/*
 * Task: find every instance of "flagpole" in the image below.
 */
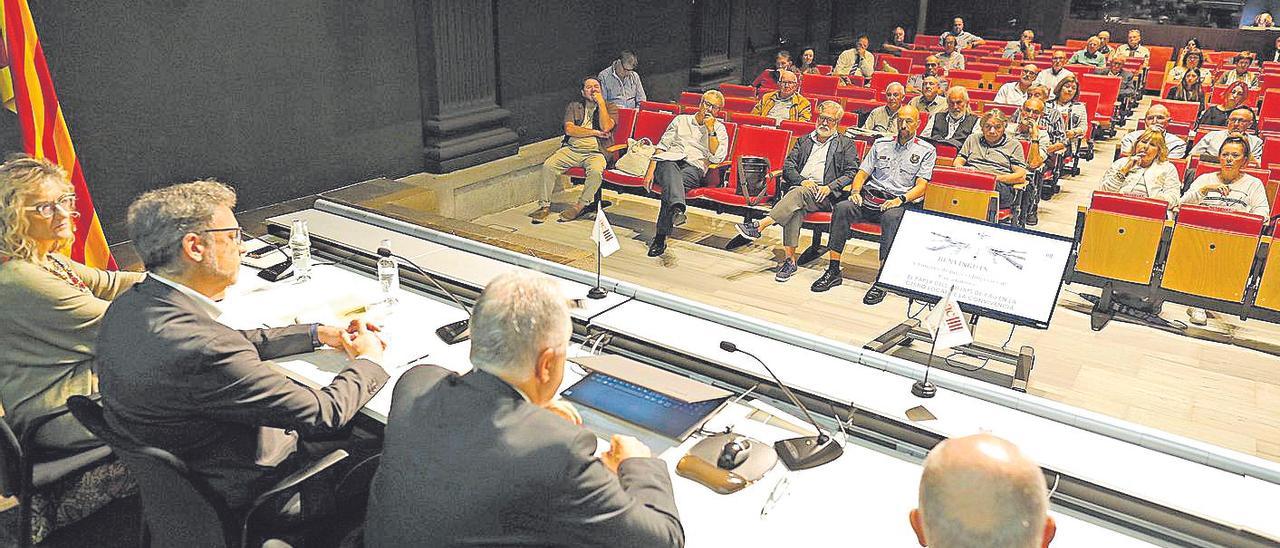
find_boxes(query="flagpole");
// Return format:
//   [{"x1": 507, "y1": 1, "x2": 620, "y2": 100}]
[
  {"x1": 587, "y1": 204, "x2": 607, "y2": 299},
  {"x1": 912, "y1": 284, "x2": 956, "y2": 399}
]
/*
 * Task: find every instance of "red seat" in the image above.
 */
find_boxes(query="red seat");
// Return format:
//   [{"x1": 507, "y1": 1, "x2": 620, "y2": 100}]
[
  {"x1": 967, "y1": 62, "x2": 1000, "y2": 74},
  {"x1": 724, "y1": 96, "x2": 757, "y2": 114},
  {"x1": 816, "y1": 64, "x2": 834, "y2": 75},
  {"x1": 902, "y1": 50, "x2": 935, "y2": 65},
  {"x1": 1078, "y1": 73, "x2": 1120, "y2": 127},
  {"x1": 836, "y1": 86, "x2": 876, "y2": 100},
  {"x1": 720, "y1": 83, "x2": 756, "y2": 99},
  {"x1": 843, "y1": 98, "x2": 883, "y2": 117},
  {"x1": 779, "y1": 120, "x2": 816, "y2": 138},
  {"x1": 912, "y1": 35, "x2": 940, "y2": 48},
  {"x1": 1089, "y1": 191, "x2": 1170, "y2": 219},
  {"x1": 566, "y1": 107, "x2": 638, "y2": 179},
  {"x1": 1189, "y1": 162, "x2": 1270, "y2": 187},
  {"x1": 639, "y1": 101, "x2": 679, "y2": 114},
  {"x1": 1176, "y1": 205, "x2": 1265, "y2": 235},
  {"x1": 1261, "y1": 90, "x2": 1280, "y2": 134},
  {"x1": 692, "y1": 124, "x2": 793, "y2": 207},
  {"x1": 881, "y1": 56, "x2": 912, "y2": 74},
  {"x1": 985, "y1": 103, "x2": 1019, "y2": 117},
  {"x1": 993, "y1": 73, "x2": 1020, "y2": 86},
  {"x1": 968, "y1": 88, "x2": 997, "y2": 102},
  {"x1": 601, "y1": 110, "x2": 676, "y2": 188},
  {"x1": 1263, "y1": 136, "x2": 1280, "y2": 168},
  {"x1": 948, "y1": 69, "x2": 984, "y2": 82},
  {"x1": 729, "y1": 112, "x2": 778, "y2": 127},
  {"x1": 1149, "y1": 99, "x2": 1200, "y2": 126},
  {"x1": 869, "y1": 72, "x2": 909, "y2": 93},
  {"x1": 678, "y1": 92, "x2": 703, "y2": 108},
  {"x1": 801, "y1": 74, "x2": 839, "y2": 97}
]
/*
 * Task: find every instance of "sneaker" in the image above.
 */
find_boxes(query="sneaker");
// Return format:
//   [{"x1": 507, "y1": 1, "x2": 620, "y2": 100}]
[
  {"x1": 672, "y1": 206, "x2": 687, "y2": 228},
  {"x1": 647, "y1": 236, "x2": 667, "y2": 257},
  {"x1": 736, "y1": 219, "x2": 762, "y2": 240},
  {"x1": 529, "y1": 206, "x2": 552, "y2": 224},
  {"x1": 775, "y1": 259, "x2": 798, "y2": 282},
  {"x1": 1025, "y1": 211, "x2": 1039, "y2": 226},
  {"x1": 863, "y1": 285, "x2": 887, "y2": 305},
  {"x1": 1187, "y1": 307, "x2": 1208, "y2": 326},
  {"x1": 558, "y1": 203, "x2": 587, "y2": 222},
  {"x1": 810, "y1": 267, "x2": 843, "y2": 292}
]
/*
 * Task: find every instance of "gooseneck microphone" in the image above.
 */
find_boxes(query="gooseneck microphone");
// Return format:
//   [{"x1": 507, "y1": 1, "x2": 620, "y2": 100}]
[
  {"x1": 377, "y1": 245, "x2": 473, "y2": 345},
  {"x1": 720, "y1": 340, "x2": 843, "y2": 470}
]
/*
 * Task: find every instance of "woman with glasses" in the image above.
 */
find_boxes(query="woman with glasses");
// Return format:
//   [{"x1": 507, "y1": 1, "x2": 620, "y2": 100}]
[
  {"x1": 1166, "y1": 50, "x2": 1213, "y2": 87},
  {"x1": 1099, "y1": 130, "x2": 1181, "y2": 208},
  {"x1": 0, "y1": 154, "x2": 144, "y2": 452},
  {"x1": 1198, "y1": 81, "x2": 1248, "y2": 128}
]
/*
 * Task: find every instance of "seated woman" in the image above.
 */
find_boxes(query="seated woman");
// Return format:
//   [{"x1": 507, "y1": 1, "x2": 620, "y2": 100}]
[
  {"x1": 1198, "y1": 81, "x2": 1247, "y2": 128},
  {"x1": 0, "y1": 154, "x2": 145, "y2": 453},
  {"x1": 1050, "y1": 76, "x2": 1089, "y2": 147},
  {"x1": 1166, "y1": 47, "x2": 1212, "y2": 86},
  {"x1": 1098, "y1": 130, "x2": 1181, "y2": 209},
  {"x1": 796, "y1": 48, "x2": 822, "y2": 76},
  {"x1": 1165, "y1": 69, "x2": 1205, "y2": 113}
]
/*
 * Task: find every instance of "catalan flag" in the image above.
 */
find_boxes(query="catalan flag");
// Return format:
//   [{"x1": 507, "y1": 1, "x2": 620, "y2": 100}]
[{"x1": 0, "y1": 0, "x2": 116, "y2": 269}]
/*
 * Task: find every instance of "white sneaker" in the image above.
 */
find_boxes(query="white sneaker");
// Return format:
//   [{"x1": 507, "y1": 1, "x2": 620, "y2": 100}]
[{"x1": 1187, "y1": 307, "x2": 1208, "y2": 326}]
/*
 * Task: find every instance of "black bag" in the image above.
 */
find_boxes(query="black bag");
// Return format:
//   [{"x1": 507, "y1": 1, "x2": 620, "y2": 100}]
[{"x1": 737, "y1": 155, "x2": 770, "y2": 206}]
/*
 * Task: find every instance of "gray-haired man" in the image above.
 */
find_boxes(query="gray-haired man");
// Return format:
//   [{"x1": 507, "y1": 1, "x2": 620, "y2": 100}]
[{"x1": 599, "y1": 50, "x2": 647, "y2": 109}]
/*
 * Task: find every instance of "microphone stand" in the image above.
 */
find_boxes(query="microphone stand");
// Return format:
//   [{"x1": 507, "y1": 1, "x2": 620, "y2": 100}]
[{"x1": 379, "y1": 247, "x2": 472, "y2": 344}]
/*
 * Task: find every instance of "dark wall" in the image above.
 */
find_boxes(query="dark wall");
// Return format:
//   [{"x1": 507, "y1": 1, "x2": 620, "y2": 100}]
[{"x1": 2, "y1": 1, "x2": 424, "y2": 242}]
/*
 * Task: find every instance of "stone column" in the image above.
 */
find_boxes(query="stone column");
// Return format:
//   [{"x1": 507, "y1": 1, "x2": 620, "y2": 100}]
[
  {"x1": 689, "y1": 0, "x2": 737, "y2": 90},
  {"x1": 414, "y1": 0, "x2": 519, "y2": 173}
]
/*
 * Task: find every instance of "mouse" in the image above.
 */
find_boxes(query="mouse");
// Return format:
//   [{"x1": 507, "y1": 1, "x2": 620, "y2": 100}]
[{"x1": 717, "y1": 438, "x2": 751, "y2": 470}]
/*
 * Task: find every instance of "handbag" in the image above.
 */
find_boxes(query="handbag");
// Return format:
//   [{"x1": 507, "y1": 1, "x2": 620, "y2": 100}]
[{"x1": 615, "y1": 138, "x2": 657, "y2": 177}]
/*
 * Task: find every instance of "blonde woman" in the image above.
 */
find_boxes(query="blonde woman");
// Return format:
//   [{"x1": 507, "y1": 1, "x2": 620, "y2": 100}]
[
  {"x1": 1099, "y1": 130, "x2": 1181, "y2": 208},
  {"x1": 0, "y1": 154, "x2": 144, "y2": 452}
]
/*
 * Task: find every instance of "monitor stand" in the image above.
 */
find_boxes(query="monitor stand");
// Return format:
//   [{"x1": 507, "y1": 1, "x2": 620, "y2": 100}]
[{"x1": 864, "y1": 314, "x2": 1035, "y2": 393}]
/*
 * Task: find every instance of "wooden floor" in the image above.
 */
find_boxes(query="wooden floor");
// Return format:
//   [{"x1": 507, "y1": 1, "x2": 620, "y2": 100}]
[{"x1": 459, "y1": 100, "x2": 1280, "y2": 463}]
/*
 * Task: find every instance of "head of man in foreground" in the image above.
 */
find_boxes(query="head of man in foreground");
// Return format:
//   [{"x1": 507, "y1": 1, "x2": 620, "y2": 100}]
[{"x1": 910, "y1": 433, "x2": 1056, "y2": 548}]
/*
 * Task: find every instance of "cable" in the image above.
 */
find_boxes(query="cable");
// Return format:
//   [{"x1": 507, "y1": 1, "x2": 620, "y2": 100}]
[
  {"x1": 906, "y1": 298, "x2": 931, "y2": 320},
  {"x1": 941, "y1": 323, "x2": 1016, "y2": 373}
]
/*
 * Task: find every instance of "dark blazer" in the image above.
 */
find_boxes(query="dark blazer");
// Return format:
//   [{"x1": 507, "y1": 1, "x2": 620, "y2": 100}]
[
  {"x1": 366, "y1": 365, "x2": 684, "y2": 548},
  {"x1": 781, "y1": 132, "x2": 861, "y2": 194},
  {"x1": 95, "y1": 276, "x2": 388, "y2": 509},
  {"x1": 929, "y1": 112, "x2": 980, "y2": 147}
]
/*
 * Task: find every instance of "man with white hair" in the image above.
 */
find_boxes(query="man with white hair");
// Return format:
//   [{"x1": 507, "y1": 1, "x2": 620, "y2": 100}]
[
  {"x1": 644, "y1": 89, "x2": 729, "y2": 257},
  {"x1": 923, "y1": 86, "x2": 979, "y2": 148},
  {"x1": 858, "y1": 82, "x2": 906, "y2": 136},
  {"x1": 910, "y1": 433, "x2": 1057, "y2": 548},
  {"x1": 366, "y1": 271, "x2": 684, "y2": 547},
  {"x1": 1118, "y1": 104, "x2": 1187, "y2": 159}
]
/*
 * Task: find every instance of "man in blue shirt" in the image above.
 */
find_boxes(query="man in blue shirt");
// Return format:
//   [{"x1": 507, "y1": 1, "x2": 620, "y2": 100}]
[
  {"x1": 598, "y1": 51, "x2": 647, "y2": 109},
  {"x1": 811, "y1": 104, "x2": 936, "y2": 306}
]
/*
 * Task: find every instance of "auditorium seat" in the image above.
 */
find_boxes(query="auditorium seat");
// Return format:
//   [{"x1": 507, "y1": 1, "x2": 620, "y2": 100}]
[
  {"x1": 728, "y1": 112, "x2": 778, "y2": 127},
  {"x1": 1252, "y1": 236, "x2": 1280, "y2": 312},
  {"x1": 902, "y1": 49, "x2": 935, "y2": 65},
  {"x1": 843, "y1": 98, "x2": 881, "y2": 118},
  {"x1": 566, "y1": 107, "x2": 637, "y2": 180},
  {"x1": 1261, "y1": 90, "x2": 1280, "y2": 134},
  {"x1": 1073, "y1": 192, "x2": 1169, "y2": 285},
  {"x1": 881, "y1": 56, "x2": 912, "y2": 74},
  {"x1": 601, "y1": 109, "x2": 676, "y2": 189},
  {"x1": 801, "y1": 74, "x2": 839, "y2": 98},
  {"x1": 836, "y1": 86, "x2": 876, "y2": 100},
  {"x1": 691, "y1": 124, "x2": 792, "y2": 213},
  {"x1": 869, "y1": 72, "x2": 908, "y2": 93},
  {"x1": 1078, "y1": 73, "x2": 1122, "y2": 132},
  {"x1": 968, "y1": 88, "x2": 997, "y2": 102},
  {"x1": 924, "y1": 167, "x2": 1007, "y2": 223},
  {"x1": 1160, "y1": 205, "x2": 1264, "y2": 303},
  {"x1": 1151, "y1": 98, "x2": 1200, "y2": 126},
  {"x1": 724, "y1": 96, "x2": 757, "y2": 114},
  {"x1": 639, "y1": 100, "x2": 680, "y2": 114},
  {"x1": 779, "y1": 120, "x2": 816, "y2": 140},
  {"x1": 678, "y1": 92, "x2": 703, "y2": 108},
  {"x1": 967, "y1": 62, "x2": 1000, "y2": 74},
  {"x1": 816, "y1": 64, "x2": 833, "y2": 75},
  {"x1": 720, "y1": 83, "x2": 756, "y2": 99}
]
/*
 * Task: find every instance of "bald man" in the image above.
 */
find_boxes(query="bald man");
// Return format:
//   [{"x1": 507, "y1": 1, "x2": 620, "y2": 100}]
[{"x1": 910, "y1": 434, "x2": 1057, "y2": 548}]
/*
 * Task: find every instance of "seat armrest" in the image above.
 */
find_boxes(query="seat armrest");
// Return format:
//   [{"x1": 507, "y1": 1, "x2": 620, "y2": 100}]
[
  {"x1": 605, "y1": 143, "x2": 628, "y2": 153},
  {"x1": 242, "y1": 449, "x2": 349, "y2": 546},
  {"x1": 20, "y1": 398, "x2": 93, "y2": 453}
]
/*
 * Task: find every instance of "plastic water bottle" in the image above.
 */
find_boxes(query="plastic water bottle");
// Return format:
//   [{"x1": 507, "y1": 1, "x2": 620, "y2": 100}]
[
  {"x1": 288, "y1": 219, "x2": 312, "y2": 283},
  {"x1": 376, "y1": 239, "x2": 399, "y2": 306}
]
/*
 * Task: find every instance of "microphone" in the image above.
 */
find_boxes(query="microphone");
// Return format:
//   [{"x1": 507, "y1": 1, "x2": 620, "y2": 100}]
[
  {"x1": 377, "y1": 245, "x2": 473, "y2": 345},
  {"x1": 719, "y1": 340, "x2": 843, "y2": 470}
]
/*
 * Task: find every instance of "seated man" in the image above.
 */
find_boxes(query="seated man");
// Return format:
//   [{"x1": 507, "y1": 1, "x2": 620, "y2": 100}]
[
  {"x1": 883, "y1": 26, "x2": 910, "y2": 55},
  {"x1": 813, "y1": 104, "x2": 936, "y2": 305},
  {"x1": 834, "y1": 34, "x2": 875, "y2": 84},
  {"x1": 1179, "y1": 137, "x2": 1271, "y2": 326},
  {"x1": 923, "y1": 86, "x2": 979, "y2": 148},
  {"x1": 1093, "y1": 55, "x2": 1140, "y2": 108},
  {"x1": 534, "y1": 77, "x2": 617, "y2": 224},
  {"x1": 1002, "y1": 29, "x2": 1038, "y2": 60},
  {"x1": 643, "y1": 90, "x2": 729, "y2": 257},
  {"x1": 906, "y1": 56, "x2": 949, "y2": 94},
  {"x1": 733, "y1": 101, "x2": 860, "y2": 281},
  {"x1": 365, "y1": 271, "x2": 683, "y2": 547},
  {"x1": 910, "y1": 434, "x2": 1057, "y2": 548},
  {"x1": 940, "y1": 17, "x2": 985, "y2": 50},
  {"x1": 1188, "y1": 106, "x2": 1263, "y2": 165},
  {"x1": 598, "y1": 50, "x2": 646, "y2": 109},
  {"x1": 1115, "y1": 29, "x2": 1150, "y2": 69},
  {"x1": 1068, "y1": 36, "x2": 1107, "y2": 68},
  {"x1": 752, "y1": 50, "x2": 796, "y2": 90},
  {"x1": 1097, "y1": 31, "x2": 1113, "y2": 55},
  {"x1": 938, "y1": 35, "x2": 965, "y2": 71},
  {"x1": 908, "y1": 77, "x2": 947, "y2": 116},
  {"x1": 1007, "y1": 98, "x2": 1051, "y2": 225},
  {"x1": 750, "y1": 69, "x2": 813, "y2": 122},
  {"x1": 855, "y1": 82, "x2": 906, "y2": 136},
  {"x1": 1118, "y1": 104, "x2": 1187, "y2": 159},
  {"x1": 97, "y1": 181, "x2": 389, "y2": 514},
  {"x1": 953, "y1": 110, "x2": 1029, "y2": 211},
  {"x1": 1034, "y1": 51, "x2": 1073, "y2": 92},
  {"x1": 1215, "y1": 52, "x2": 1259, "y2": 89},
  {"x1": 994, "y1": 64, "x2": 1038, "y2": 105}
]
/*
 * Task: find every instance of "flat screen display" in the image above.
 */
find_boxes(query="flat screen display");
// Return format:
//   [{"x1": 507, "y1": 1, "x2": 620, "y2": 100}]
[{"x1": 561, "y1": 372, "x2": 727, "y2": 440}]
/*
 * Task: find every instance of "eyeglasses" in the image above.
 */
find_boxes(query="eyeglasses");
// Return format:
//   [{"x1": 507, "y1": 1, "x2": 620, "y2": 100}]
[
  {"x1": 1227, "y1": 116, "x2": 1252, "y2": 124},
  {"x1": 780, "y1": 80, "x2": 799, "y2": 86},
  {"x1": 925, "y1": 62, "x2": 939, "y2": 67},
  {"x1": 195, "y1": 227, "x2": 244, "y2": 244},
  {"x1": 23, "y1": 194, "x2": 76, "y2": 219},
  {"x1": 702, "y1": 100, "x2": 724, "y2": 112},
  {"x1": 817, "y1": 114, "x2": 841, "y2": 124}
]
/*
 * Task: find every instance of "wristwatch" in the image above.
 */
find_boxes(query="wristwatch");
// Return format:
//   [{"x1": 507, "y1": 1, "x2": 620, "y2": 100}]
[{"x1": 709, "y1": 131, "x2": 718, "y2": 137}]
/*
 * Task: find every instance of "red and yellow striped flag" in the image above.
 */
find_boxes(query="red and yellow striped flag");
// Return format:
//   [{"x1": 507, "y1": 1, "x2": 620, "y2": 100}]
[{"x1": 0, "y1": 0, "x2": 116, "y2": 269}]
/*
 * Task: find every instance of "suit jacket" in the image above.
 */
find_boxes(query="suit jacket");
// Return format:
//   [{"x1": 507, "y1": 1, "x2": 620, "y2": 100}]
[
  {"x1": 781, "y1": 132, "x2": 860, "y2": 195},
  {"x1": 96, "y1": 276, "x2": 388, "y2": 509},
  {"x1": 366, "y1": 366, "x2": 684, "y2": 548}
]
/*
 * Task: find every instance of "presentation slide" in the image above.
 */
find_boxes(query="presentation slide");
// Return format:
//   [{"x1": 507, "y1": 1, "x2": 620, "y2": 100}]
[{"x1": 877, "y1": 209, "x2": 1073, "y2": 328}]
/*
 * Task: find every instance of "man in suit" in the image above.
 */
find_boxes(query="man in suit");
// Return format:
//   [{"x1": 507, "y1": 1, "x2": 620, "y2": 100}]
[
  {"x1": 366, "y1": 270, "x2": 684, "y2": 547},
  {"x1": 734, "y1": 100, "x2": 860, "y2": 282},
  {"x1": 96, "y1": 180, "x2": 389, "y2": 513}
]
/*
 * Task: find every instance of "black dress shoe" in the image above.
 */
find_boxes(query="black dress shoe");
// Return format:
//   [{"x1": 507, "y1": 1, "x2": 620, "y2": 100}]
[
  {"x1": 647, "y1": 237, "x2": 667, "y2": 257},
  {"x1": 1026, "y1": 211, "x2": 1039, "y2": 226},
  {"x1": 863, "y1": 285, "x2": 886, "y2": 305},
  {"x1": 810, "y1": 268, "x2": 843, "y2": 292}
]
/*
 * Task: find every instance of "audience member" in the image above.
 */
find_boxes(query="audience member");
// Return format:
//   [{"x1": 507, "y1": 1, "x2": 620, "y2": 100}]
[
  {"x1": 1115, "y1": 29, "x2": 1151, "y2": 67},
  {"x1": 1189, "y1": 107, "x2": 1263, "y2": 165},
  {"x1": 97, "y1": 180, "x2": 389, "y2": 513},
  {"x1": 1050, "y1": 77, "x2": 1089, "y2": 149},
  {"x1": 1034, "y1": 51, "x2": 1074, "y2": 92},
  {"x1": 1119, "y1": 105, "x2": 1188, "y2": 159},
  {"x1": 909, "y1": 433, "x2": 1056, "y2": 548},
  {"x1": 797, "y1": 48, "x2": 822, "y2": 75},
  {"x1": 1174, "y1": 38, "x2": 1202, "y2": 70},
  {"x1": 1099, "y1": 130, "x2": 1181, "y2": 208},
  {"x1": 1199, "y1": 82, "x2": 1248, "y2": 128},
  {"x1": 751, "y1": 70, "x2": 813, "y2": 122},
  {"x1": 953, "y1": 110, "x2": 1030, "y2": 211},
  {"x1": 1022, "y1": 85, "x2": 1067, "y2": 154},
  {"x1": 939, "y1": 35, "x2": 965, "y2": 71},
  {"x1": 940, "y1": 17, "x2": 984, "y2": 49},
  {"x1": 1008, "y1": 98, "x2": 1052, "y2": 225},
  {"x1": 1096, "y1": 31, "x2": 1113, "y2": 55},
  {"x1": 1094, "y1": 55, "x2": 1140, "y2": 107},
  {"x1": 1266, "y1": 36, "x2": 1280, "y2": 63},
  {"x1": 0, "y1": 155, "x2": 144, "y2": 453},
  {"x1": 752, "y1": 50, "x2": 796, "y2": 90},
  {"x1": 995, "y1": 64, "x2": 1038, "y2": 105},
  {"x1": 909, "y1": 76, "x2": 947, "y2": 116},
  {"x1": 1253, "y1": 11, "x2": 1275, "y2": 28},
  {"x1": 834, "y1": 35, "x2": 875, "y2": 85},
  {"x1": 1068, "y1": 37, "x2": 1106, "y2": 68},
  {"x1": 814, "y1": 104, "x2": 935, "y2": 305},
  {"x1": 1002, "y1": 29, "x2": 1038, "y2": 60},
  {"x1": 857, "y1": 82, "x2": 906, "y2": 136},
  {"x1": 643, "y1": 90, "x2": 729, "y2": 257},
  {"x1": 365, "y1": 270, "x2": 683, "y2": 547},
  {"x1": 1215, "y1": 52, "x2": 1259, "y2": 89},
  {"x1": 534, "y1": 77, "x2": 617, "y2": 224},
  {"x1": 923, "y1": 86, "x2": 979, "y2": 148},
  {"x1": 734, "y1": 101, "x2": 860, "y2": 280},
  {"x1": 1166, "y1": 68, "x2": 1206, "y2": 112},
  {"x1": 598, "y1": 50, "x2": 647, "y2": 109},
  {"x1": 1166, "y1": 50, "x2": 1212, "y2": 86},
  {"x1": 883, "y1": 26, "x2": 911, "y2": 55},
  {"x1": 1180, "y1": 138, "x2": 1272, "y2": 326},
  {"x1": 906, "y1": 56, "x2": 949, "y2": 94}
]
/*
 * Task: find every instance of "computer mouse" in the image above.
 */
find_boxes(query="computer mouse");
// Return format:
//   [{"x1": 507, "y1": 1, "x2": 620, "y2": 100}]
[{"x1": 717, "y1": 438, "x2": 751, "y2": 469}]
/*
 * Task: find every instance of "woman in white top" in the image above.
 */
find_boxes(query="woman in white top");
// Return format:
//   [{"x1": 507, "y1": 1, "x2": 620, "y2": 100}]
[{"x1": 1099, "y1": 130, "x2": 1181, "y2": 208}]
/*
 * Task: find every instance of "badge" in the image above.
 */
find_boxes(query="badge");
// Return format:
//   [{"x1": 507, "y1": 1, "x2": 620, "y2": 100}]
[{"x1": 910, "y1": 154, "x2": 921, "y2": 163}]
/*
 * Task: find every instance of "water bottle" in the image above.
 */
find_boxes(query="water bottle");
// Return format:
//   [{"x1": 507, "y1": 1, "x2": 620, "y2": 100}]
[
  {"x1": 376, "y1": 239, "x2": 399, "y2": 306},
  {"x1": 288, "y1": 219, "x2": 312, "y2": 283}
]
